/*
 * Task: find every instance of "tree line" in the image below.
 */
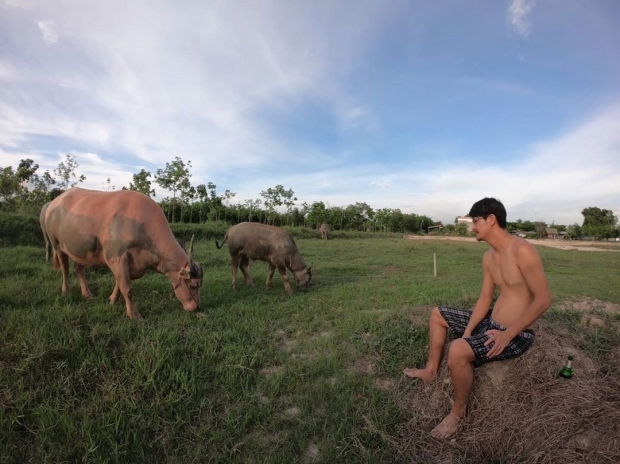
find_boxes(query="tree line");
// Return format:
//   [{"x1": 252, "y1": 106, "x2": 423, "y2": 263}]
[{"x1": 1, "y1": 155, "x2": 617, "y2": 237}]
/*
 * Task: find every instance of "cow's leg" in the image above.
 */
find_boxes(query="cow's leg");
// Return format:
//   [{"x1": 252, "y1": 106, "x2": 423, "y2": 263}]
[
  {"x1": 265, "y1": 264, "x2": 276, "y2": 289},
  {"x1": 109, "y1": 282, "x2": 121, "y2": 304},
  {"x1": 239, "y1": 256, "x2": 254, "y2": 288},
  {"x1": 108, "y1": 253, "x2": 141, "y2": 319},
  {"x1": 74, "y1": 263, "x2": 93, "y2": 298},
  {"x1": 277, "y1": 266, "x2": 293, "y2": 295},
  {"x1": 231, "y1": 256, "x2": 240, "y2": 290},
  {"x1": 57, "y1": 251, "x2": 71, "y2": 295}
]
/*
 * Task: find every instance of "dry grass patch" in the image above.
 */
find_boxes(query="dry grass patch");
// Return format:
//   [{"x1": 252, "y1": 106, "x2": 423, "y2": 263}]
[
  {"x1": 374, "y1": 378, "x2": 396, "y2": 391},
  {"x1": 352, "y1": 357, "x2": 376, "y2": 375},
  {"x1": 398, "y1": 323, "x2": 620, "y2": 463},
  {"x1": 382, "y1": 266, "x2": 404, "y2": 275},
  {"x1": 556, "y1": 297, "x2": 620, "y2": 313},
  {"x1": 258, "y1": 365, "x2": 284, "y2": 376}
]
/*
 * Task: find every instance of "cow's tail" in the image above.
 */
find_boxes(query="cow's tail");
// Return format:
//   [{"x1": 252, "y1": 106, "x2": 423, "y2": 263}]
[{"x1": 215, "y1": 231, "x2": 229, "y2": 249}]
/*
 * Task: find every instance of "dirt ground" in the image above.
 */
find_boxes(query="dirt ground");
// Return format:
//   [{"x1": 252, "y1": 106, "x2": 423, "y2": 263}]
[{"x1": 404, "y1": 234, "x2": 620, "y2": 252}]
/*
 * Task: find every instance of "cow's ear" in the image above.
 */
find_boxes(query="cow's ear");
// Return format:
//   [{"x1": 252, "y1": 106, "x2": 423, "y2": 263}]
[
  {"x1": 179, "y1": 268, "x2": 191, "y2": 280},
  {"x1": 307, "y1": 267, "x2": 312, "y2": 276}
]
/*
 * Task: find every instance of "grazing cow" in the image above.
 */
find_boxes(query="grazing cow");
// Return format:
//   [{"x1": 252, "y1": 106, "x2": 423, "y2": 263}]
[
  {"x1": 216, "y1": 222, "x2": 312, "y2": 294},
  {"x1": 319, "y1": 223, "x2": 330, "y2": 240},
  {"x1": 39, "y1": 201, "x2": 52, "y2": 261},
  {"x1": 44, "y1": 188, "x2": 203, "y2": 319}
]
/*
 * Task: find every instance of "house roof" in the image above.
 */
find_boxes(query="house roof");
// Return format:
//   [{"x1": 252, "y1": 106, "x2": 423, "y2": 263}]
[{"x1": 545, "y1": 228, "x2": 559, "y2": 235}]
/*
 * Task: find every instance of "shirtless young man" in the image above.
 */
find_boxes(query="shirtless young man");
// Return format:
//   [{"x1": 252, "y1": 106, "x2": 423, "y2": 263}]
[{"x1": 403, "y1": 197, "x2": 551, "y2": 439}]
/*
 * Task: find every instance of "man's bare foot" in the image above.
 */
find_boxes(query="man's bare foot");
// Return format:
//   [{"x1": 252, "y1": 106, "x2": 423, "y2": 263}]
[
  {"x1": 430, "y1": 412, "x2": 462, "y2": 439},
  {"x1": 403, "y1": 367, "x2": 436, "y2": 382}
]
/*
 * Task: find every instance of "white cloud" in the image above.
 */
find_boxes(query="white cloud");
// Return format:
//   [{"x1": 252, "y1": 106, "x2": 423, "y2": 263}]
[
  {"x1": 35, "y1": 19, "x2": 59, "y2": 45},
  {"x1": 371, "y1": 179, "x2": 392, "y2": 190},
  {"x1": 507, "y1": 0, "x2": 535, "y2": 38}
]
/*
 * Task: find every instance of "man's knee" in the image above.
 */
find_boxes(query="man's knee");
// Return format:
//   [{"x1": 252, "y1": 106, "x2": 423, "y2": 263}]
[
  {"x1": 430, "y1": 306, "x2": 448, "y2": 326},
  {"x1": 447, "y1": 339, "x2": 475, "y2": 367}
]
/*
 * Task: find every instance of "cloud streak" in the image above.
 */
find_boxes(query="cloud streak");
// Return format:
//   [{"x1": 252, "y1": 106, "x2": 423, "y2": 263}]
[
  {"x1": 507, "y1": 0, "x2": 536, "y2": 38},
  {"x1": 35, "y1": 19, "x2": 59, "y2": 45}
]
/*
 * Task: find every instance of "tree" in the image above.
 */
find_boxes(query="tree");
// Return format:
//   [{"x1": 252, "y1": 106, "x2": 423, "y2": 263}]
[
  {"x1": 307, "y1": 201, "x2": 327, "y2": 228},
  {"x1": 260, "y1": 185, "x2": 285, "y2": 225},
  {"x1": 0, "y1": 166, "x2": 22, "y2": 209},
  {"x1": 581, "y1": 206, "x2": 618, "y2": 238},
  {"x1": 244, "y1": 198, "x2": 262, "y2": 222},
  {"x1": 154, "y1": 157, "x2": 192, "y2": 223},
  {"x1": 534, "y1": 221, "x2": 547, "y2": 239},
  {"x1": 581, "y1": 207, "x2": 617, "y2": 227},
  {"x1": 103, "y1": 178, "x2": 115, "y2": 191},
  {"x1": 566, "y1": 223, "x2": 582, "y2": 240},
  {"x1": 54, "y1": 154, "x2": 86, "y2": 190},
  {"x1": 128, "y1": 169, "x2": 155, "y2": 197},
  {"x1": 221, "y1": 189, "x2": 237, "y2": 222}
]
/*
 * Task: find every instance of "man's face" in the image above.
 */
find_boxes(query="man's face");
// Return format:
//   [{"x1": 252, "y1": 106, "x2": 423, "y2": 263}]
[{"x1": 471, "y1": 215, "x2": 490, "y2": 241}]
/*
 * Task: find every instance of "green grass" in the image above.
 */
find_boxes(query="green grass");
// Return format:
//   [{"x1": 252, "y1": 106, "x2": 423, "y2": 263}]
[{"x1": 1, "y1": 238, "x2": 619, "y2": 463}]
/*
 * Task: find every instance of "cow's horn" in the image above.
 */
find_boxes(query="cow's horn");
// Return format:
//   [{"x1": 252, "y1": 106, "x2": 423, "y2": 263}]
[{"x1": 188, "y1": 234, "x2": 195, "y2": 266}]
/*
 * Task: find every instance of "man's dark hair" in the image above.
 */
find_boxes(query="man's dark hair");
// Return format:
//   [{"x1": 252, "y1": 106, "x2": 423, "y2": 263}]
[{"x1": 468, "y1": 197, "x2": 507, "y2": 229}]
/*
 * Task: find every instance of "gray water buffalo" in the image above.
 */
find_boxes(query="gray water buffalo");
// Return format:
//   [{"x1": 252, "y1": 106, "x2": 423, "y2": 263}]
[
  {"x1": 319, "y1": 223, "x2": 329, "y2": 240},
  {"x1": 39, "y1": 201, "x2": 52, "y2": 261},
  {"x1": 216, "y1": 222, "x2": 312, "y2": 294},
  {"x1": 45, "y1": 187, "x2": 203, "y2": 319}
]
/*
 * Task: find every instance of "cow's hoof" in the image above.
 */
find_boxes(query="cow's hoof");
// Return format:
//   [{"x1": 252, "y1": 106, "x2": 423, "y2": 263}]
[{"x1": 127, "y1": 312, "x2": 143, "y2": 320}]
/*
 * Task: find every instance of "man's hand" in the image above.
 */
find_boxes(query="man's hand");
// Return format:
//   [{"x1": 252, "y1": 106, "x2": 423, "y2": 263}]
[{"x1": 484, "y1": 329, "x2": 512, "y2": 358}]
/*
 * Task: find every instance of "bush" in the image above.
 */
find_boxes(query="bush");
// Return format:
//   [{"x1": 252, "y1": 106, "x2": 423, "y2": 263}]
[
  {"x1": 0, "y1": 214, "x2": 406, "y2": 248},
  {"x1": 0, "y1": 212, "x2": 43, "y2": 247}
]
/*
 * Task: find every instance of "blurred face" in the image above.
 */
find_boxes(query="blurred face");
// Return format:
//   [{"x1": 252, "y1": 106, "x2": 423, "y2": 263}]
[
  {"x1": 294, "y1": 267, "x2": 313, "y2": 292},
  {"x1": 471, "y1": 215, "x2": 490, "y2": 241}
]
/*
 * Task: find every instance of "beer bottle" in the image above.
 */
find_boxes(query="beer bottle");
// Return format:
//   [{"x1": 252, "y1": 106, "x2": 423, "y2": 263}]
[{"x1": 559, "y1": 355, "x2": 573, "y2": 379}]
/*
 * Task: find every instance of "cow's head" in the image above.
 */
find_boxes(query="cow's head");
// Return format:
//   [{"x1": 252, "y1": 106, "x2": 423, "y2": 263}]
[
  {"x1": 174, "y1": 235, "x2": 204, "y2": 311},
  {"x1": 294, "y1": 266, "x2": 312, "y2": 292}
]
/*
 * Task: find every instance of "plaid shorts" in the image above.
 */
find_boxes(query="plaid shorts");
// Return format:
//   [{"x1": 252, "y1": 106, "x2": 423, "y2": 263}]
[{"x1": 438, "y1": 306, "x2": 535, "y2": 367}]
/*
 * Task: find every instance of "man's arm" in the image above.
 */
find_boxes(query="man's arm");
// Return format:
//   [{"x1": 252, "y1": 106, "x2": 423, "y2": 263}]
[
  {"x1": 463, "y1": 251, "x2": 496, "y2": 337},
  {"x1": 504, "y1": 243, "x2": 552, "y2": 338}
]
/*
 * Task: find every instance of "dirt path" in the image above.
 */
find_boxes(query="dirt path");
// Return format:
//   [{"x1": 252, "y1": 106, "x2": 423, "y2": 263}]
[{"x1": 403, "y1": 235, "x2": 620, "y2": 252}]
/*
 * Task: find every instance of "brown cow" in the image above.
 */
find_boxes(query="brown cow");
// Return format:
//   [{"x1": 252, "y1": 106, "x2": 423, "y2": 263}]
[
  {"x1": 216, "y1": 222, "x2": 312, "y2": 294},
  {"x1": 39, "y1": 201, "x2": 52, "y2": 261},
  {"x1": 45, "y1": 188, "x2": 203, "y2": 319},
  {"x1": 319, "y1": 223, "x2": 329, "y2": 240}
]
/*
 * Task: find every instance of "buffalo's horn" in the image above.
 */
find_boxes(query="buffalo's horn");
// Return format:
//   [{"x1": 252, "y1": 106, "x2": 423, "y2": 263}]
[{"x1": 188, "y1": 234, "x2": 195, "y2": 267}]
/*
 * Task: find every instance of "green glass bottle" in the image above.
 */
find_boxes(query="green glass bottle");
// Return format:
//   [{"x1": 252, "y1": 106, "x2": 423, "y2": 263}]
[{"x1": 559, "y1": 355, "x2": 573, "y2": 379}]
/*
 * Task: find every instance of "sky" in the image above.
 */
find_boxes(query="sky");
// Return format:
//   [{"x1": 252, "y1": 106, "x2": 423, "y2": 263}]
[{"x1": 1, "y1": 0, "x2": 619, "y2": 226}]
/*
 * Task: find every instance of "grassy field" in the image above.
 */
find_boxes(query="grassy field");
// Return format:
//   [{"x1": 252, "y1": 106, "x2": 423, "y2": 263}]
[{"x1": 1, "y1": 237, "x2": 619, "y2": 463}]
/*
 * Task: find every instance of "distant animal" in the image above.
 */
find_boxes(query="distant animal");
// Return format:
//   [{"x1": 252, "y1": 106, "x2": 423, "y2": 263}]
[
  {"x1": 319, "y1": 223, "x2": 330, "y2": 240},
  {"x1": 39, "y1": 201, "x2": 52, "y2": 261},
  {"x1": 44, "y1": 187, "x2": 203, "y2": 319},
  {"x1": 216, "y1": 222, "x2": 312, "y2": 294}
]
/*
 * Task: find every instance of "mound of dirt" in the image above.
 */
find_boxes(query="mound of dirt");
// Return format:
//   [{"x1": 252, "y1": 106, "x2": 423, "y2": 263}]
[{"x1": 398, "y1": 324, "x2": 620, "y2": 463}]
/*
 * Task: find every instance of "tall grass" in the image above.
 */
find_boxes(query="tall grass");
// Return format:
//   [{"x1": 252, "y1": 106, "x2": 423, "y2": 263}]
[{"x1": 1, "y1": 238, "x2": 619, "y2": 463}]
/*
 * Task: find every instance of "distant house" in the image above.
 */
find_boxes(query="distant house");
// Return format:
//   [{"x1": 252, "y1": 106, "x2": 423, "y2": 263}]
[
  {"x1": 427, "y1": 225, "x2": 444, "y2": 234},
  {"x1": 455, "y1": 216, "x2": 473, "y2": 232},
  {"x1": 545, "y1": 228, "x2": 559, "y2": 239}
]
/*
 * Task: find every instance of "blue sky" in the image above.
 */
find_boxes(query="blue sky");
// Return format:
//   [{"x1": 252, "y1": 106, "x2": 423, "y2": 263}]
[{"x1": 1, "y1": 0, "x2": 619, "y2": 225}]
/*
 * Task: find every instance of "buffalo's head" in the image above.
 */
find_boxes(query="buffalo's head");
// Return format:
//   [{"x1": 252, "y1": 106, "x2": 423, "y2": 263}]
[
  {"x1": 174, "y1": 235, "x2": 204, "y2": 311},
  {"x1": 294, "y1": 266, "x2": 312, "y2": 292}
]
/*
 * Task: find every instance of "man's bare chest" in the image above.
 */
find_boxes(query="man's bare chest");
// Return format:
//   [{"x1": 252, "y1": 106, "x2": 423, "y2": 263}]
[{"x1": 489, "y1": 253, "x2": 524, "y2": 287}]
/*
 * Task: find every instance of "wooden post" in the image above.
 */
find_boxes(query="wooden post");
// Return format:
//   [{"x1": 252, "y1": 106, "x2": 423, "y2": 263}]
[{"x1": 433, "y1": 253, "x2": 437, "y2": 277}]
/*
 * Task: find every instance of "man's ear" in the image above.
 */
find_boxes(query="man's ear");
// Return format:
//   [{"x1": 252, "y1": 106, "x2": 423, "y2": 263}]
[{"x1": 179, "y1": 268, "x2": 191, "y2": 280}]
